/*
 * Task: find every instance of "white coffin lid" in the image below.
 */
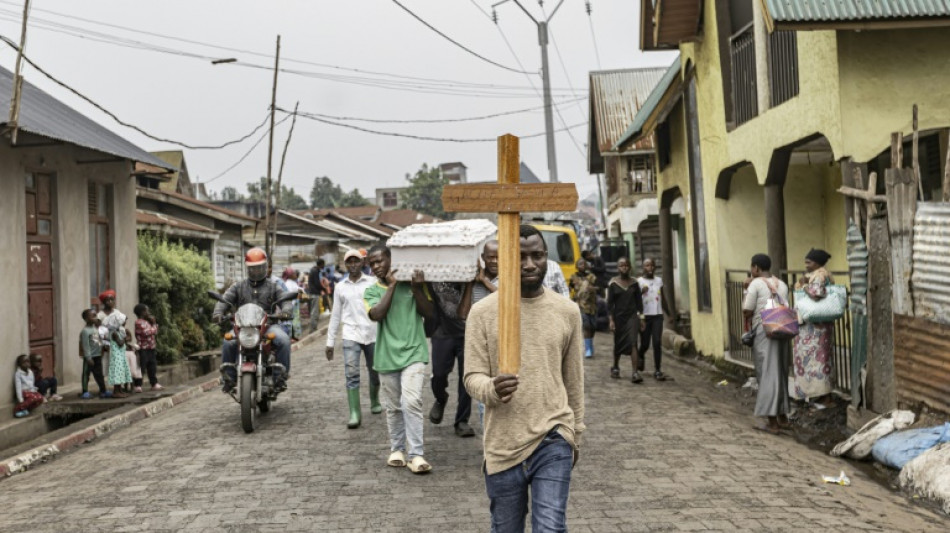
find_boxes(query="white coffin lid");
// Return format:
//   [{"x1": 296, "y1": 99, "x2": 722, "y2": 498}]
[{"x1": 388, "y1": 219, "x2": 497, "y2": 248}]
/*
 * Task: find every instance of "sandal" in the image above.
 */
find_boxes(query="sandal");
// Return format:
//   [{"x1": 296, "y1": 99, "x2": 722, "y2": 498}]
[
  {"x1": 610, "y1": 367, "x2": 620, "y2": 379},
  {"x1": 631, "y1": 371, "x2": 643, "y2": 384},
  {"x1": 407, "y1": 456, "x2": 432, "y2": 474},
  {"x1": 387, "y1": 450, "x2": 406, "y2": 467},
  {"x1": 654, "y1": 371, "x2": 667, "y2": 381}
]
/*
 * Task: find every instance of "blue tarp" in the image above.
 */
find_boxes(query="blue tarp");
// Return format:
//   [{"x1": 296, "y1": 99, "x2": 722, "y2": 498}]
[{"x1": 871, "y1": 423, "x2": 950, "y2": 470}]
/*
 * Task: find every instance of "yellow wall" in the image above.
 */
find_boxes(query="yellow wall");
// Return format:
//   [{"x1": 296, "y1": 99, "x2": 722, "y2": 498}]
[{"x1": 650, "y1": 0, "x2": 947, "y2": 358}]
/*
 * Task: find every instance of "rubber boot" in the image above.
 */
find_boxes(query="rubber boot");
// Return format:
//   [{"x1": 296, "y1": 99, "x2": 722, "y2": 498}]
[
  {"x1": 347, "y1": 388, "x2": 362, "y2": 429},
  {"x1": 369, "y1": 383, "x2": 382, "y2": 414},
  {"x1": 584, "y1": 338, "x2": 594, "y2": 358}
]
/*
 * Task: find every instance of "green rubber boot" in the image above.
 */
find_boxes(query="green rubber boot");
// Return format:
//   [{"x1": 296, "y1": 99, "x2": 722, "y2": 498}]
[
  {"x1": 347, "y1": 388, "x2": 361, "y2": 429},
  {"x1": 369, "y1": 383, "x2": 382, "y2": 414}
]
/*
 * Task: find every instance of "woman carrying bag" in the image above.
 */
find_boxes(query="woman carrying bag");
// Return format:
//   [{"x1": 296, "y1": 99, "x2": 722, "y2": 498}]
[
  {"x1": 743, "y1": 254, "x2": 793, "y2": 434},
  {"x1": 792, "y1": 249, "x2": 841, "y2": 406}
]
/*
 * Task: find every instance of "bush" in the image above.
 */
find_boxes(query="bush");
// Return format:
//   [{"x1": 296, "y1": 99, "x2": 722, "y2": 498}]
[{"x1": 138, "y1": 234, "x2": 219, "y2": 364}]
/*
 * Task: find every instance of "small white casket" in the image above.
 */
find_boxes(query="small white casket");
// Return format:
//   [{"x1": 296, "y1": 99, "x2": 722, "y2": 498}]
[{"x1": 389, "y1": 219, "x2": 497, "y2": 282}]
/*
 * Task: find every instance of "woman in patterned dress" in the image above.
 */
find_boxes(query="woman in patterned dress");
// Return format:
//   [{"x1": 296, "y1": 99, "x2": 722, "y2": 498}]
[
  {"x1": 98, "y1": 290, "x2": 132, "y2": 398},
  {"x1": 792, "y1": 249, "x2": 835, "y2": 406}
]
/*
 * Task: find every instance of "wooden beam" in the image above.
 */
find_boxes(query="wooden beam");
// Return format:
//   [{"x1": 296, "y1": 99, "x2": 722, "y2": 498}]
[
  {"x1": 836, "y1": 185, "x2": 886, "y2": 204},
  {"x1": 496, "y1": 134, "x2": 521, "y2": 375},
  {"x1": 442, "y1": 183, "x2": 578, "y2": 213}
]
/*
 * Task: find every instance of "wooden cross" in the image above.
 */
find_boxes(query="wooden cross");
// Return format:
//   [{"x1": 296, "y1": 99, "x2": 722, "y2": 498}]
[{"x1": 442, "y1": 134, "x2": 578, "y2": 374}]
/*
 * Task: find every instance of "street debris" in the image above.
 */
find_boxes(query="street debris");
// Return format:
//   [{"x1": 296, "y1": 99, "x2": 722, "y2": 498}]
[
  {"x1": 900, "y1": 442, "x2": 950, "y2": 515},
  {"x1": 830, "y1": 409, "x2": 915, "y2": 460},
  {"x1": 822, "y1": 471, "x2": 851, "y2": 486},
  {"x1": 716, "y1": 379, "x2": 729, "y2": 386}
]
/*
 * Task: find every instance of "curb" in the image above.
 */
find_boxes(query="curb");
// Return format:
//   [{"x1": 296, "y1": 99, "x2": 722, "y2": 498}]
[{"x1": 0, "y1": 324, "x2": 326, "y2": 480}]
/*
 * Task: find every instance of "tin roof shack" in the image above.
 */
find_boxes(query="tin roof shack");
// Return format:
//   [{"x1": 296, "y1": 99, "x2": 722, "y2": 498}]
[
  {"x1": 587, "y1": 68, "x2": 667, "y2": 266},
  {"x1": 247, "y1": 209, "x2": 381, "y2": 270},
  {"x1": 0, "y1": 64, "x2": 173, "y2": 420},
  {"x1": 136, "y1": 187, "x2": 258, "y2": 289}
]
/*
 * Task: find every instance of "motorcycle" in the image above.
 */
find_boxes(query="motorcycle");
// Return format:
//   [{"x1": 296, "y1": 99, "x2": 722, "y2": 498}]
[{"x1": 208, "y1": 290, "x2": 298, "y2": 433}]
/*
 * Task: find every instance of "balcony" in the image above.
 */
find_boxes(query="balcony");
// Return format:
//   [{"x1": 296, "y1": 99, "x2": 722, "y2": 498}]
[{"x1": 730, "y1": 22, "x2": 758, "y2": 126}]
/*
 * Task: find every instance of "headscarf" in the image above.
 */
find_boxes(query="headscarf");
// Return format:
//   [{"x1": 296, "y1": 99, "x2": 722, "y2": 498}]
[
  {"x1": 98, "y1": 289, "x2": 116, "y2": 303},
  {"x1": 805, "y1": 248, "x2": 831, "y2": 266}
]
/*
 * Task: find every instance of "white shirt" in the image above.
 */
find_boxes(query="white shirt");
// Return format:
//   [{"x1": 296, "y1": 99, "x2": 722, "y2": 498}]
[
  {"x1": 284, "y1": 279, "x2": 300, "y2": 293},
  {"x1": 543, "y1": 260, "x2": 570, "y2": 298},
  {"x1": 326, "y1": 273, "x2": 378, "y2": 347},
  {"x1": 638, "y1": 276, "x2": 664, "y2": 316}
]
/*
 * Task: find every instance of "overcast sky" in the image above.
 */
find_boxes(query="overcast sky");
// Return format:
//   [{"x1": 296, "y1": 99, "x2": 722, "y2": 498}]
[{"x1": 0, "y1": 0, "x2": 676, "y2": 203}]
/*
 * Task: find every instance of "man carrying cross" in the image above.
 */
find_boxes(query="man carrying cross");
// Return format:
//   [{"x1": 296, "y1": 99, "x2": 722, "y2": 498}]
[
  {"x1": 464, "y1": 225, "x2": 585, "y2": 531},
  {"x1": 448, "y1": 134, "x2": 583, "y2": 531}
]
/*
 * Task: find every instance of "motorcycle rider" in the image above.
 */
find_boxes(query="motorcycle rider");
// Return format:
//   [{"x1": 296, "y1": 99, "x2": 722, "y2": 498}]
[{"x1": 213, "y1": 247, "x2": 293, "y2": 393}]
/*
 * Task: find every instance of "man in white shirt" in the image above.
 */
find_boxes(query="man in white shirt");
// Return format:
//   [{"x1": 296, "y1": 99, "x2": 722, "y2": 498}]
[
  {"x1": 543, "y1": 259, "x2": 570, "y2": 298},
  {"x1": 326, "y1": 249, "x2": 379, "y2": 429},
  {"x1": 637, "y1": 258, "x2": 669, "y2": 381}
]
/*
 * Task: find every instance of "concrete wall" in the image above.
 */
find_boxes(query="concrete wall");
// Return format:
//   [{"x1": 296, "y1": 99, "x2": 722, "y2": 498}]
[{"x1": 0, "y1": 144, "x2": 138, "y2": 420}]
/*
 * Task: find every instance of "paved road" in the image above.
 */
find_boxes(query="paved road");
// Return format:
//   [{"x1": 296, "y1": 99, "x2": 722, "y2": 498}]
[{"x1": 0, "y1": 332, "x2": 945, "y2": 532}]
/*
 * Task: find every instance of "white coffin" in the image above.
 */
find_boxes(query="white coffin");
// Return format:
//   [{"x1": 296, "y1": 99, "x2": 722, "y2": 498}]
[{"x1": 389, "y1": 219, "x2": 497, "y2": 282}]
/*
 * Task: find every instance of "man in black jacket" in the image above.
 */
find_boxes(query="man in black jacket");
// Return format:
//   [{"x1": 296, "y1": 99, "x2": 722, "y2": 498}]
[{"x1": 213, "y1": 248, "x2": 293, "y2": 392}]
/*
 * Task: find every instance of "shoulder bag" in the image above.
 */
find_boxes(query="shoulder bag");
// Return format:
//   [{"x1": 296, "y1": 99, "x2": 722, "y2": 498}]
[
  {"x1": 794, "y1": 284, "x2": 847, "y2": 323},
  {"x1": 760, "y1": 278, "x2": 799, "y2": 340}
]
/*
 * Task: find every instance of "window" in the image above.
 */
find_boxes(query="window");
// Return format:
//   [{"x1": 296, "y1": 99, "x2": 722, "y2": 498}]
[
  {"x1": 684, "y1": 75, "x2": 713, "y2": 311},
  {"x1": 383, "y1": 191, "x2": 398, "y2": 208},
  {"x1": 539, "y1": 230, "x2": 575, "y2": 264},
  {"x1": 88, "y1": 183, "x2": 111, "y2": 303}
]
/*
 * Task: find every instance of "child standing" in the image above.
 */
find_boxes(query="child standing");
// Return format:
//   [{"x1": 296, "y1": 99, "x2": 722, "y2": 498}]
[
  {"x1": 133, "y1": 304, "x2": 163, "y2": 391},
  {"x1": 28, "y1": 353, "x2": 62, "y2": 401},
  {"x1": 13, "y1": 354, "x2": 44, "y2": 417},
  {"x1": 98, "y1": 290, "x2": 132, "y2": 398},
  {"x1": 80, "y1": 309, "x2": 109, "y2": 399}
]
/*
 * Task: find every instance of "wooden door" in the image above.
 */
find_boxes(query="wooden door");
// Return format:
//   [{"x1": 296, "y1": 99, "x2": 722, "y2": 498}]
[{"x1": 26, "y1": 173, "x2": 56, "y2": 378}]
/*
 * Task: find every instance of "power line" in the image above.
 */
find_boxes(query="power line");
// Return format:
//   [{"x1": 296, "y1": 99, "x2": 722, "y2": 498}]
[
  {"x1": 205, "y1": 115, "x2": 292, "y2": 184},
  {"x1": 586, "y1": 1, "x2": 602, "y2": 70},
  {"x1": 285, "y1": 108, "x2": 586, "y2": 143},
  {"x1": 283, "y1": 96, "x2": 586, "y2": 125},
  {"x1": 390, "y1": 0, "x2": 532, "y2": 75},
  {"x1": 0, "y1": 34, "x2": 271, "y2": 150}
]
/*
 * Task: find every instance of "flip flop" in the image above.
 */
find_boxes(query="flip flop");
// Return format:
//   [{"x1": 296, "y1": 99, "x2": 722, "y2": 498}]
[
  {"x1": 387, "y1": 450, "x2": 406, "y2": 467},
  {"x1": 407, "y1": 456, "x2": 432, "y2": 474}
]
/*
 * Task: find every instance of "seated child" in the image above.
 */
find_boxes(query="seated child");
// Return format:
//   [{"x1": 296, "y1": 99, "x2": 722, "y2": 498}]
[
  {"x1": 14, "y1": 354, "x2": 44, "y2": 417},
  {"x1": 79, "y1": 309, "x2": 109, "y2": 399},
  {"x1": 29, "y1": 353, "x2": 62, "y2": 401}
]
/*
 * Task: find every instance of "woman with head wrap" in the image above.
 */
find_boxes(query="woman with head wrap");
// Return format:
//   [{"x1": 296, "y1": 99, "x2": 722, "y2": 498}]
[
  {"x1": 792, "y1": 249, "x2": 835, "y2": 406},
  {"x1": 98, "y1": 290, "x2": 133, "y2": 398}
]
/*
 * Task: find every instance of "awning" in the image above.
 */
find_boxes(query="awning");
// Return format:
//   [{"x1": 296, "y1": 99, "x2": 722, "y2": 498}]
[
  {"x1": 762, "y1": 0, "x2": 950, "y2": 31},
  {"x1": 136, "y1": 210, "x2": 220, "y2": 240},
  {"x1": 612, "y1": 56, "x2": 682, "y2": 152}
]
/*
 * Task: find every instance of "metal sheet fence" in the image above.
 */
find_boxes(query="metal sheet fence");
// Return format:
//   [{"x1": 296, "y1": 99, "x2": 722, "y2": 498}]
[
  {"x1": 911, "y1": 202, "x2": 950, "y2": 323},
  {"x1": 724, "y1": 270, "x2": 853, "y2": 395}
]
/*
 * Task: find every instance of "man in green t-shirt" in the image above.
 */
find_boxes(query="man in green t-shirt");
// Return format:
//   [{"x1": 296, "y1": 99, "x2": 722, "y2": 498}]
[{"x1": 364, "y1": 244, "x2": 436, "y2": 474}]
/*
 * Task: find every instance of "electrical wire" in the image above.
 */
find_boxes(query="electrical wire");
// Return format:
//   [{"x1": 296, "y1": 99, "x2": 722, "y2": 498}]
[
  {"x1": 0, "y1": 34, "x2": 271, "y2": 150},
  {"x1": 277, "y1": 96, "x2": 586, "y2": 125},
  {"x1": 205, "y1": 115, "x2": 291, "y2": 184},
  {"x1": 586, "y1": 1, "x2": 602, "y2": 70},
  {"x1": 390, "y1": 0, "x2": 531, "y2": 75},
  {"x1": 0, "y1": 0, "x2": 546, "y2": 89},
  {"x1": 286, "y1": 108, "x2": 585, "y2": 143}
]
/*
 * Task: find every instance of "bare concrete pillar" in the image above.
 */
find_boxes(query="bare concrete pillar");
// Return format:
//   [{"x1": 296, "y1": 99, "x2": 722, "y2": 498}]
[
  {"x1": 752, "y1": 0, "x2": 771, "y2": 112},
  {"x1": 764, "y1": 185, "x2": 787, "y2": 274},
  {"x1": 659, "y1": 205, "x2": 676, "y2": 328}
]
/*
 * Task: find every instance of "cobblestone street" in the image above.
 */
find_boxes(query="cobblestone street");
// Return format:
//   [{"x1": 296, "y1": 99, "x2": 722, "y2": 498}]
[{"x1": 0, "y1": 332, "x2": 945, "y2": 532}]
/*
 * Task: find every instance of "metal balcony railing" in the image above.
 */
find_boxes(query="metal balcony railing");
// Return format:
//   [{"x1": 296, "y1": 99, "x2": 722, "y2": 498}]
[{"x1": 730, "y1": 23, "x2": 758, "y2": 126}]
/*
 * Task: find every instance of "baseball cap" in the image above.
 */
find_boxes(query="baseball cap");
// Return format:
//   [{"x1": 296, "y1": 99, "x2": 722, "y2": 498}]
[{"x1": 344, "y1": 249, "x2": 363, "y2": 262}]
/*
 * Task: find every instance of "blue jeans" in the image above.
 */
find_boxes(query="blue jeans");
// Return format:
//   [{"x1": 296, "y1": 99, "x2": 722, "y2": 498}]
[
  {"x1": 222, "y1": 324, "x2": 291, "y2": 375},
  {"x1": 485, "y1": 429, "x2": 574, "y2": 533},
  {"x1": 342, "y1": 340, "x2": 379, "y2": 390}
]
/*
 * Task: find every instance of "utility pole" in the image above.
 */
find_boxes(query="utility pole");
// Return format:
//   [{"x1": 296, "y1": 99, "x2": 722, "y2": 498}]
[
  {"x1": 7, "y1": 0, "x2": 31, "y2": 145},
  {"x1": 493, "y1": 0, "x2": 564, "y2": 182},
  {"x1": 271, "y1": 101, "x2": 300, "y2": 253},
  {"x1": 264, "y1": 35, "x2": 280, "y2": 259}
]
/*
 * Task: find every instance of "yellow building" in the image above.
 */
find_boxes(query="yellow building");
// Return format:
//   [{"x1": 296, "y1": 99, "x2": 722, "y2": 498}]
[{"x1": 617, "y1": 0, "x2": 950, "y2": 370}]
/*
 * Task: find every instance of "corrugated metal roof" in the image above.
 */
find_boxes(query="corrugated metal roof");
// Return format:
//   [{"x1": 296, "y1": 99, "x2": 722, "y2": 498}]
[
  {"x1": 589, "y1": 67, "x2": 667, "y2": 154},
  {"x1": 0, "y1": 65, "x2": 171, "y2": 169},
  {"x1": 612, "y1": 57, "x2": 681, "y2": 152},
  {"x1": 136, "y1": 210, "x2": 220, "y2": 236},
  {"x1": 765, "y1": 0, "x2": 950, "y2": 23}
]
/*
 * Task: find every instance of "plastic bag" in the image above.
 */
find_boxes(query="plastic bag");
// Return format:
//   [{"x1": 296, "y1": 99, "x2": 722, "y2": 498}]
[
  {"x1": 830, "y1": 409, "x2": 915, "y2": 459},
  {"x1": 900, "y1": 442, "x2": 950, "y2": 515},
  {"x1": 871, "y1": 423, "x2": 950, "y2": 469}
]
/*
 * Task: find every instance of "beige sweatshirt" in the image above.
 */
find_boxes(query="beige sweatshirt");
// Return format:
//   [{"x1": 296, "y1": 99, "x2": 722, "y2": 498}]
[{"x1": 464, "y1": 288, "x2": 586, "y2": 475}]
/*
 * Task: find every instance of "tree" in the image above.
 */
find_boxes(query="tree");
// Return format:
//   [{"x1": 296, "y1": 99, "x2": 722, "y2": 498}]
[
  {"x1": 220, "y1": 186, "x2": 243, "y2": 201},
  {"x1": 338, "y1": 188, "x2": 371, "y2": 207},
  {"x1": 279, "y1": 186, "x2": 309, "y2": 209},
  {"x1": 401, "y1": 163, "x2": 451, "y2": 219},
  {"x1": 309, "y1": 176, "x2": 343, "y2": 208}
]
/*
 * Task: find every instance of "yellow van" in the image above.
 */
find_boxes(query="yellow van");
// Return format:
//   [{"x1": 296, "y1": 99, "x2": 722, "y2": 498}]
[{"x1": 530, "y1": 223, "x2": 581, "y2": 282}]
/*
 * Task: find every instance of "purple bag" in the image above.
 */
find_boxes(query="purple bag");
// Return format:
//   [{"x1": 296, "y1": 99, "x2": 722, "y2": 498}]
[{"x1": 760, "y1": 278, "x2": 799, "y2": 340}]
